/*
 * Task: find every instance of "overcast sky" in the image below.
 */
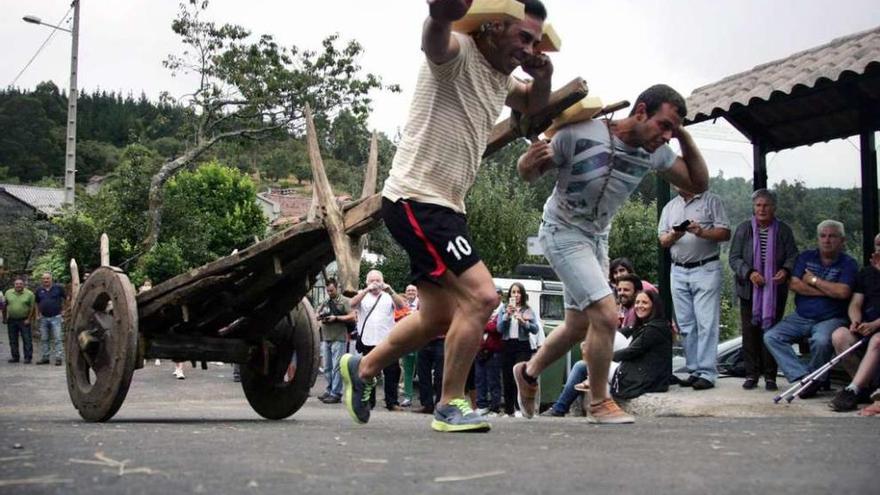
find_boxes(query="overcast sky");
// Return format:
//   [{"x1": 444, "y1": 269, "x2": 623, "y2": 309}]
[{"x1": 2, "y1": 0, "x2": 878, "y2": 188}]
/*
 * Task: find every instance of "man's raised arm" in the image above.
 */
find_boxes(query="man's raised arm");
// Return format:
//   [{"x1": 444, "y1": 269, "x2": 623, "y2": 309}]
[
  {"x1": 659, "y1": 127, "x2": 709, "y2": 194},
  {"x1": 422, "y1": 0, "x2": 472, "y2": 64}
]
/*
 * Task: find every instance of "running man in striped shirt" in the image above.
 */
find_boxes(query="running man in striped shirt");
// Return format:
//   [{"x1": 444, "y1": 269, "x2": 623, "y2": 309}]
[{"x1": 341, "y1": 0, "x2": 553, "y2": 432}]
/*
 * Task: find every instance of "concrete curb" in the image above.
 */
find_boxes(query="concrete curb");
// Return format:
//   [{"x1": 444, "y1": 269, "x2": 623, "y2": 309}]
[{"x1": 620, "y1": 377, "x2": 852, "y2": 418}]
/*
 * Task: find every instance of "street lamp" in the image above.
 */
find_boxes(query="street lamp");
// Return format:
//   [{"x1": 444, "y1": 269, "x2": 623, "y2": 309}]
[{"x1": 23, "y1": 1, "x2": 80, "y2": 207}]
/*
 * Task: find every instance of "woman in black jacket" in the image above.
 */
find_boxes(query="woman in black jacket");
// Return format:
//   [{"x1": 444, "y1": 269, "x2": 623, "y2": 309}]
[{"x1": 611, "y1": 290, "x2": 672, "y2": 400}]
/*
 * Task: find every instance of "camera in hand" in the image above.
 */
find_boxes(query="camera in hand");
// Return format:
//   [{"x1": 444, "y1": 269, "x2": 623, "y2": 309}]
[
  {"x1": 317, "y1": 305, "x2": 333, "y2": 321},
  {"x1": 672, "y1": 219, "x2": 691, "y2": 232}
]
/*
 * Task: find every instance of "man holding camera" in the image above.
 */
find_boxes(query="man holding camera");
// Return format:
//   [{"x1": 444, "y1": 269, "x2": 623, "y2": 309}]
[
  {"x1": 348, "y1": 270, "x2": 407, "y2": 411},
  {"x1": 317, "y1": 278, "x2": 356, "y2": 404},
  {"x1": 658, "y1": 187, "x2": 731, "y2": 390}
]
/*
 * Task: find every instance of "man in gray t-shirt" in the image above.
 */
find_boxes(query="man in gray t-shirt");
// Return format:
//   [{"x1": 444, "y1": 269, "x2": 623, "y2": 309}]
[{"x1": 512, "y1": 84, "x2": 709, "y2": 424}]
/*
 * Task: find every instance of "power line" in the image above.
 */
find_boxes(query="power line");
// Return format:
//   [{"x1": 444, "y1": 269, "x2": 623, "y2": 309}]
[{"x1": 8, "y1": 6, "x2": 73, "y2": 88}]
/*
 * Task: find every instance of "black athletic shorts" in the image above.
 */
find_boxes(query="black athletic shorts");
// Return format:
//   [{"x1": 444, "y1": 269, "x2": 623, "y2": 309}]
[{"x1": 381, "y1": 197, "x2": 481, "y2": 283}]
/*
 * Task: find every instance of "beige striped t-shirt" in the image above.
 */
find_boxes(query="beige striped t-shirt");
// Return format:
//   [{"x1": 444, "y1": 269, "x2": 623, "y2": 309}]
[{"x1": 383, "y1": 33, "x2": 515, "y2": 214}]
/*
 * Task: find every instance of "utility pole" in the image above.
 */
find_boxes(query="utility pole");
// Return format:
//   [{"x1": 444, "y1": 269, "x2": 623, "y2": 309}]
[
  {"x1": 64, "y1": 0, "x2": 80, "y2": 207},
  {"x1": 23, "y1": 2, "x2": 80, "y2": 206}
]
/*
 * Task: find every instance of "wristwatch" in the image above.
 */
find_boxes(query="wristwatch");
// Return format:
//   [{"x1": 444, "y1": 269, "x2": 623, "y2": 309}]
[{"x1": 810, "y1": 276, "x2": 818, "y2": 286}]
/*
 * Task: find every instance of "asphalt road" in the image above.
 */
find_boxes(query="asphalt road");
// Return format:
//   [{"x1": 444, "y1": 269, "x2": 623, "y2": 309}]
[{"x1": 0, "y1": 355, "x2": 877, "y2": 494}]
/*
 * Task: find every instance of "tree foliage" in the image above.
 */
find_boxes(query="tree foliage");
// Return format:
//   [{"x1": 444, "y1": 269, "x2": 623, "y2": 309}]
[
  {"x1": 0, "y1": 217, "x2": 52, "y2": 277},
  {"x1": 466, "y1": 160, "x2": 542, "y2": 276},
  {"x1": 162, "y1": 160, "x2": 267, "y2": 266},
  {"x1": 40, "y1": 144, "x2": 266, "y2": 285},
  {"x1": 143, "y1": 0, "x2": 399, "y2": 252},
  {"x1": 609, "y1": 199, "x2": 659, "y2": 283},
  {"x1": 0, "y1": 82, "x2": 190, "y2": 182}
]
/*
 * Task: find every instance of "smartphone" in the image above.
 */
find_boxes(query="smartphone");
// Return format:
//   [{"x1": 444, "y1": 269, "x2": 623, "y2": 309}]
[{"x1": 672, "y1": 220, "x2": 691, "y2": 232}]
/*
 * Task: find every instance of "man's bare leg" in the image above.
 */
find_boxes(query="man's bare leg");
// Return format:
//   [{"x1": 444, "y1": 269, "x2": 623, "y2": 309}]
[
  {"x1": 358, "y1": 282, "x2": 454, "y2": 379},
  {"x1": 525, "y1": 309, "x2": 590, "y2": 378},
  {"x1": 436, "y1": 262, "x2": 499, "y2": 405},
  {"x1": 852, "y1": 333, "x2": 880, "y2": 389},
  {"x1": 519, "y1": 294, "x2": 631, "y2": 422},
  {"x1": 831, "y1": 327, "x2": 862, "y2": 378},
  {"x1": 581, "y1": 295, "x2": 619, "y2": 403},
  {"x1": 357, "y1": 262, "x2": 499, "y2": 407}
]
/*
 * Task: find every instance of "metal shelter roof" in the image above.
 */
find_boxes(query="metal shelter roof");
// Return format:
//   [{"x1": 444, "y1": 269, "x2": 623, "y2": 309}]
[{"x1": 685, "y1": 25, "x2": 880, "y2": 152}]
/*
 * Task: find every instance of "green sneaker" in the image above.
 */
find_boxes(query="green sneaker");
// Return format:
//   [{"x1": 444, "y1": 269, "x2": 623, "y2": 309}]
[
  {"x1": 431, "y1": 398, "x2": 491, "y2": 433},
  {"x1": 340, "y1": 354, "x2": 376, "y2": 424}
]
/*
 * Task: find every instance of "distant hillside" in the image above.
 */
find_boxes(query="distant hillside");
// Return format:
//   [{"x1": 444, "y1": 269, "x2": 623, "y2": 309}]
[
  {"x1": 0, "y1": 81, "x2": 190, "y2": 183},
  {"x1": 708, "y1": 173, "x2": 868, "y2": 261}
]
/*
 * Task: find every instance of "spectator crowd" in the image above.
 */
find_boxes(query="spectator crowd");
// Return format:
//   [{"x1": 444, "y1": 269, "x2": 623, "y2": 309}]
[
  {"x1": 2, "y1": 200, "x2": 878, "y2": 418},
  {"x1": 302, "y1": 188, "x2": 880, "y2": 418}
]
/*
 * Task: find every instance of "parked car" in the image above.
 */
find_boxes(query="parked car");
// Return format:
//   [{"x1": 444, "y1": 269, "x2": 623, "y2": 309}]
[
  {"x1": 673, "y1": 336, "x2": 848, "y2": 383},
  {"x1": 673, "y1": 337, "x2": 743, "y2": 376}
]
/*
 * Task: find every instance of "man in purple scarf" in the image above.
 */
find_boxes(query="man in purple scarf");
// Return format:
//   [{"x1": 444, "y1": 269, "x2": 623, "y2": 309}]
[{"x1": 729, "y1": 189, "x2": 798, "y2": 391}]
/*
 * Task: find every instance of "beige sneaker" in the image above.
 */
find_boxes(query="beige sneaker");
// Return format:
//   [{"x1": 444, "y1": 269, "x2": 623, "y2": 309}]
[
  {"x1": 512, "y1": 362, "x2": 539, "y2": 418},
  {"x1": 587, "y1": 398, "x2": 634, "y2": 424}
]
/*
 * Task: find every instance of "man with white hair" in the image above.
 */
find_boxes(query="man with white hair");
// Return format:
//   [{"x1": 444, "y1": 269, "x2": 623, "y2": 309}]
[
  {"x1": 348, "y1": 270, "x2": 407, "y2": 410},
  {"x1": 764, "y1": 220, "x2": 859, "y2": 399}
]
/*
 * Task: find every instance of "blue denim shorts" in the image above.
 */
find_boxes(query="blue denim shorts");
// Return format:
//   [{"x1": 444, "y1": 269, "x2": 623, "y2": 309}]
[{"x1": 539, "y1": 222, "x2": 613, "y2": 311}]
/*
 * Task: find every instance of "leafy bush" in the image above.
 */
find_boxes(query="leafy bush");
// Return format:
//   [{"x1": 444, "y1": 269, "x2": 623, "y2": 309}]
[
  {"x1": 133, "y1": 240, "x2": 188, "y2": 287},
  {"x1": 609, "y1": 199, "x2": 659, "y2": 282}
]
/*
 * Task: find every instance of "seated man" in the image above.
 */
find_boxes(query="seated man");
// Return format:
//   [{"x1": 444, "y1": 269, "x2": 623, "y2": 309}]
[
  {"x1": 828, "y1": 234, "x2": 880, "y2": 411},
  {"x1": 764, "y1": 220, "x2": 858, "y2": 398},
  {"x1": 616, "y1": 274, "x2": 645, "y2": 328}
]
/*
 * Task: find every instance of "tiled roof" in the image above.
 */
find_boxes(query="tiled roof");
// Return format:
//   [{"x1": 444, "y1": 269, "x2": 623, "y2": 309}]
[
  {"x1": 262, "y1": 188, "x2": 352, "y2": 228},
  {"x1": 0, "y1": 184, "x2": 65, "y2": 216},
  {"x1": 686, "y1": 25, "x2": 880, "y2": 150}
]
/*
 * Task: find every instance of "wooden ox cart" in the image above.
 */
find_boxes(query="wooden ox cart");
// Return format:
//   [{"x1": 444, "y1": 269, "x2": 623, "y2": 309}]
[{"x1": 64, "y1": 82, "x2": 600, "y2": 422}]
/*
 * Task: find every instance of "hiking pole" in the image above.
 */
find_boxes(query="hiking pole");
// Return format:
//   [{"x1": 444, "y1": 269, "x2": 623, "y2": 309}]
[{"x1": 773, "y1": 336, "x2": 866, "y2": 403}]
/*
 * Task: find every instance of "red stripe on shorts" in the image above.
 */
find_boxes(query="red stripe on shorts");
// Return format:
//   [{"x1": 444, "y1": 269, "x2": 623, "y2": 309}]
[{"x1": 402, "y1": 201, "x2": 447, "y2": 278}]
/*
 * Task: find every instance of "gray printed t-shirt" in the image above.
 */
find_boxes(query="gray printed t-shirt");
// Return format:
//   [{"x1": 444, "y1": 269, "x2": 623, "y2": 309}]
[{"x1": 542, "y1": 120, "x2": 677, "y2": 235}]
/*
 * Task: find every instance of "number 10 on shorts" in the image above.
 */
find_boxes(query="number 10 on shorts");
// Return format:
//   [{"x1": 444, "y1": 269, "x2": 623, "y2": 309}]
[{"x1": 446, "y1": 236, "x2": 472, "y2": 261}]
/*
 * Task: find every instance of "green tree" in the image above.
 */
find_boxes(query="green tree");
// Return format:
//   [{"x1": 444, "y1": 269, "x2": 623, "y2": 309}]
[
  {"x1": 0, "y1": 95, "x2": 61, "y2": 181},
  {"x1": 0, "y1": 217, "x2": 51, "y2": 275},
  {"x1": 144, "y1": 0, "x2": 398, "y2": 252},
  {"x1": 466, "y1": 161, "x2": 541, "y2": 275},
  {"x1": 41, "y1": 210, "x2": 101, "y2": 280},
  {"x1": 76, "y1": 140, "x2": 123, "y2": 179},
  {"x1": 84, "y1": 145, "x2": 162, "y2": 264},
  {"x1": 609, "y1": 199, "x2": 659, "y2": 282},
  {"x1": 161, "y1": 161, "x2": 267, "y2": 269},
  {"x1": 135, "y1": 240, "x2": 188, "y2": 286}
]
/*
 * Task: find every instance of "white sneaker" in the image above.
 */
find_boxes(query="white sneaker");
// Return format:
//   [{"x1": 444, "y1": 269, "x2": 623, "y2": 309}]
[
  {"x1": 154, "y1": 359, "x2": 161, "y2": 366},
  {"x1": 173, "y1": 368, "x2": 185, "y2": 380},
  {"x1": 475, "y1": 407, "x2": 490, "y2": 416},
  {"x1": 513, "y1": 410, "x2": 524, "y2": 418}
]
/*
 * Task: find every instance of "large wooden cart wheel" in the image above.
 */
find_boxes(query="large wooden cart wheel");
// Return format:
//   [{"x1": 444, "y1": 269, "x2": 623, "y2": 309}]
[
  {"x1": 65, "y1": 266, "x2": 139, "y2": 422},
  {"x1": 240, "y1": 299, "x2": 320, "y2": 420}
]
